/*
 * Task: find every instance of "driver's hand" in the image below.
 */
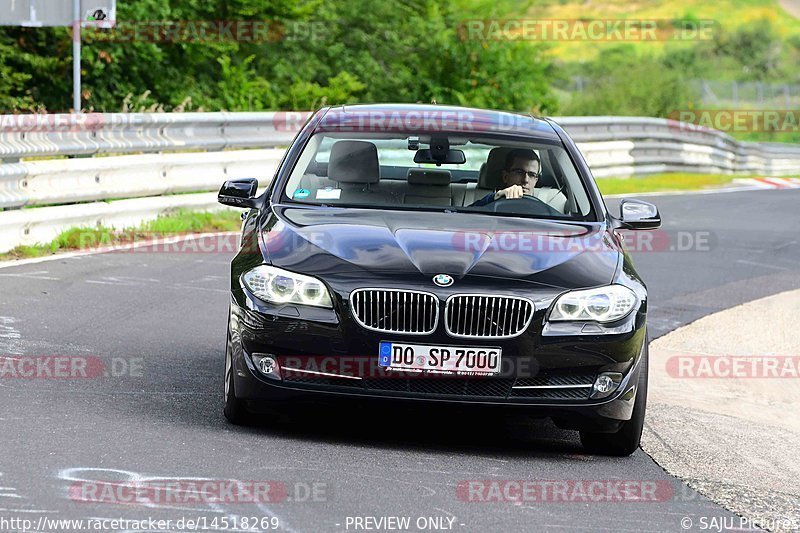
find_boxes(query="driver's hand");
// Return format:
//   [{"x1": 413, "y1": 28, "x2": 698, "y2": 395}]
[{"x1": 494, "y1": 185, "x2": 524, "y2": 200}]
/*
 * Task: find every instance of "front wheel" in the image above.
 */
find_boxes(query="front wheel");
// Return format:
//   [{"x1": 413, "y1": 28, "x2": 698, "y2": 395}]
[
  {"x1": 223, "y1": 331, "x2": 251, "y2": 425},
  {"x1": 580, "y1": 339, "x2": 649, "y2": 456}
]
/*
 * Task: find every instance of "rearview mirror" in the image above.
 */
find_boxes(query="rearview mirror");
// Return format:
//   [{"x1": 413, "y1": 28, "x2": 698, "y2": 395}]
[
  {"x1": 218, "y1": 178, "x2": 259, "y2": 208},
  {"x1": 617, "y1": 199, "x2": 661, "y2": 230},
  {"x1": 413, "y1": 149, "x2": 466, "y2": 165}
]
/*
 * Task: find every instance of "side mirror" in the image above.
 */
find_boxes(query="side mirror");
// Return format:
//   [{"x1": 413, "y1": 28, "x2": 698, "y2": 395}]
[
  {"x1": 617, "y1": 199, "x2": 661, "y2": 230},
  {"x1": 218, "y1": 178, "x2": 259, "y2": 208}
]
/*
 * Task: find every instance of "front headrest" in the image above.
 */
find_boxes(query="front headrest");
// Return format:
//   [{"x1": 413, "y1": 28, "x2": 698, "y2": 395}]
[
  {"x1": 538, "y1": 153, "x2": 556, "y2": 188},
  {"x1": 407, "y1": 168, "x2": 451, "y2": 186},
  {"x1": 329, "y1": 141, "x2": 380, "y2": 184},
  {"x1": 478, "y1": 147, "x2": 514, "y2": 189}
]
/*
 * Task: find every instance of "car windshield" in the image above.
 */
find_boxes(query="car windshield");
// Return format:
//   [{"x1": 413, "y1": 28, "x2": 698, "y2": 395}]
[{"x1": 283, "y1": 132, "x2": 594, "y2": 220}]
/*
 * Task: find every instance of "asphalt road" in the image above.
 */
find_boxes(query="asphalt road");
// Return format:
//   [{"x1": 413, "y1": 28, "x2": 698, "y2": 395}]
[{"x1": 0, "y1": 188, "x2": 798, "y2": 533}]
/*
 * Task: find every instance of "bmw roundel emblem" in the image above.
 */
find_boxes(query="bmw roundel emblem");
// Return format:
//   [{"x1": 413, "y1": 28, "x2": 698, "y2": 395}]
[{"x1": 433, "y1": 274, "x2": 453, "y2": 287}]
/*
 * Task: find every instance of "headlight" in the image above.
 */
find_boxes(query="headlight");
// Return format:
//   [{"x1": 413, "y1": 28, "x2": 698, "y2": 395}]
[
  {"x1": 242, "y1": 265, "x2": 333, "y2": 308},
  {"x1": 548, "y1": 285, "x2": 637, "y2": 323}
]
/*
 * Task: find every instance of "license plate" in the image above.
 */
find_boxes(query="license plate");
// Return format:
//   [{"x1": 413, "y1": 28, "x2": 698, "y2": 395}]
[{"x1": 378, "y1": 341, "x2": 502, "y2": 375}]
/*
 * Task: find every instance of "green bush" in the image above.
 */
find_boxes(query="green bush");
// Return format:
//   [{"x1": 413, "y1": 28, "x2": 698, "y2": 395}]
[
  {"x1": 711, "y1": 19, "x2": 782, "y2": 81},
  {"x1": 1, "y1": 0, "x2": 556, "y2": 114},
  {"x1": 561, "y1": 47, "x2": 696, "y2": 117}
]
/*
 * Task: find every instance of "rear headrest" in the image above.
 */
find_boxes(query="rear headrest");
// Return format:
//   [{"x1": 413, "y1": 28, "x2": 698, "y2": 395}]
[
  {"x1": 407, "y1": 168, "x2": 451, "y2": 186},
  {"x1": 478, "y1": 147, "x2": 514, "y2": 189},
  {"x1": 329, "y1": 141, "x2": 380, "y2": 184}
]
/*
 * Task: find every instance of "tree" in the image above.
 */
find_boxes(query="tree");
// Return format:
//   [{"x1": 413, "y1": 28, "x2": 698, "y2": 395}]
[{"x1": 0, "y1": 0, "x2": 556, "y2": 113}]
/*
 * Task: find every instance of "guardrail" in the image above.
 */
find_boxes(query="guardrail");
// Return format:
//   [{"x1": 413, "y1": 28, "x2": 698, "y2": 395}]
[
  {"x1": 555, "y1": 116, "x2": 800, "y2": 177},
  {"x1": 1, "y1": 112, "x2": 799, "y2": 253}
]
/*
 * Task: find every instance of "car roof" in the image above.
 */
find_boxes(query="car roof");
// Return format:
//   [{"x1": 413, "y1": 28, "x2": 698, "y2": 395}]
[{"x1": 313, "y1": 104, "x2": 560, "y2": 140}]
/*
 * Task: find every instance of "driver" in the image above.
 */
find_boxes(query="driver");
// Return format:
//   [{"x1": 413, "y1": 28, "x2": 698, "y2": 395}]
[{"x1": 471, "y1": 148, "x2": 540, "y2": 207}]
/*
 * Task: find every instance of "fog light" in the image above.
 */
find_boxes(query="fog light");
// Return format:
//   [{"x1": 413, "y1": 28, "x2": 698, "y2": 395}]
[
  {"x1": 252, "y1": 354, "x2": 281, "y2": 381},
  {"x1": 590, "y1": 372, "x2": 623, "y2": 399}
]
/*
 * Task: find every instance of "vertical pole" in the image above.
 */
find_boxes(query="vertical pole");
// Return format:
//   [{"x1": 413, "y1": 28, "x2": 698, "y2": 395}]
[{"x1": 72, "y1": 0, "x2": 81, "y2": 112}]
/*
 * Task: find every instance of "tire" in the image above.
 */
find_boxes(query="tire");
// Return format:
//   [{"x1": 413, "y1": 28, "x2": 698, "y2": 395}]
[
  {"x1": 580, "y1": 338, "x2": 649, "y2": 456},
  {"x1": 223, "y1": 330, "x2": 251, "y2": 425}
]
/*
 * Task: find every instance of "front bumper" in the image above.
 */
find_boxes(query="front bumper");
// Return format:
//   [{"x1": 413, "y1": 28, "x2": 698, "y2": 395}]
[{"x1": 227, "y1": 289, "x2": 648, "y2": 431}]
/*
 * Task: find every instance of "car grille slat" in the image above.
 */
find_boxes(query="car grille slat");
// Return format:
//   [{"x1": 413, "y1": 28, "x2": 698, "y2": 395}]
[
  {"x1": 367, "y1": 290, "x2": 372, "y2": 327},
  {"x1": 490, "y1": 298, "x2": 496, "y2": 335},
  {"x1": 362, "y1": 378, "x2": 516, "y2": 398},
  {"x1": 445, "y1": 295, "x2": 534, "y2": 339},
  {"x1": 281, "y1": 371, "x2": 593, "y2": 402},
  {"x1": 513, "y1": 373, "x2": 596, "y2": 388},
  {"x1": 404, "y1": 292, "x2": 409, "y2": 332},
  {"x1": 511, "y1": 373, "x2": 594, "y2": 400},
  {"x1": 350, "y1": 289, "x2": 438, "y2": 335},
  {"x1": 471, "y1": 296, "x2": 478, "y2": 334},
  {"x1": 413, "y1": 293, "x2": 418, "y2": 333},
  {"x1": 510, "y1": 387, "x2": 591, "y2": 400},
  {"x1": 480, "y1": 297, "x2": 487, "y2": 336},
  {"x1": 281, "y1": 359, "x2": 597, "y2": 403}
]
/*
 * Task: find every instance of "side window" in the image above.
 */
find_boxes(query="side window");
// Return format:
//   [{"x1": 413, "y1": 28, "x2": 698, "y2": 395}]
[
  {"x1": 314, "y1": 137, "x2": 334, "y2": 164},
  {"x1": 285, "y1": 134, "x2": 323, "y2": 198},
  {"x1": 552, "y1": 149, "x2": 591, "y2": 216},
  {"x1": 461, "y1": 145, "x2": 493, "y2": 172}
]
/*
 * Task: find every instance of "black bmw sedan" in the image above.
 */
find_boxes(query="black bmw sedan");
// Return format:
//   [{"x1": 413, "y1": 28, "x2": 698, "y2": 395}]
[{"x1": 218, "y1": 104, "x2": 661, "y2": 456}]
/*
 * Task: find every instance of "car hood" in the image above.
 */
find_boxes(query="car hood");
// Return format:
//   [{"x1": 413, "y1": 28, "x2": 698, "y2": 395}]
[{"x1": 262, "y1": 206, "x2": 621, "y2": 289}]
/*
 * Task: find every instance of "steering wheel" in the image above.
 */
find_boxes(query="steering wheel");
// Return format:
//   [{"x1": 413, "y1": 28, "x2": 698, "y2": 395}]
[{"x1": 488, "y1": 194, "x2": 562, "y2": 217}]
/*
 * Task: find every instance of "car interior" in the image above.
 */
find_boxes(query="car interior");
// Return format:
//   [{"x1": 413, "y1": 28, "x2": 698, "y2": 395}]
[{"x1": 288, "y1": 137, "x2": 589, "y2": 217}]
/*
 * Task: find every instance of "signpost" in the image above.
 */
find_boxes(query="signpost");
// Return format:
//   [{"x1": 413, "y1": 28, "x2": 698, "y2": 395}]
[{"x1": 0, "y1": 0, "x2": 117, "y2": 111}]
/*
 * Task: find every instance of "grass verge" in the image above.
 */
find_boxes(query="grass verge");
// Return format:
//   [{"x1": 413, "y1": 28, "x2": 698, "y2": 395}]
[
  {"x1": 0, "y1": 208, "x2": 242, "y2": 262},
  {"x1": 596, "y1": 173, "x2": 739, "y2": 195},
  {"x1": 0, "y1": 174, "x2": 758, "y2": 261}
]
